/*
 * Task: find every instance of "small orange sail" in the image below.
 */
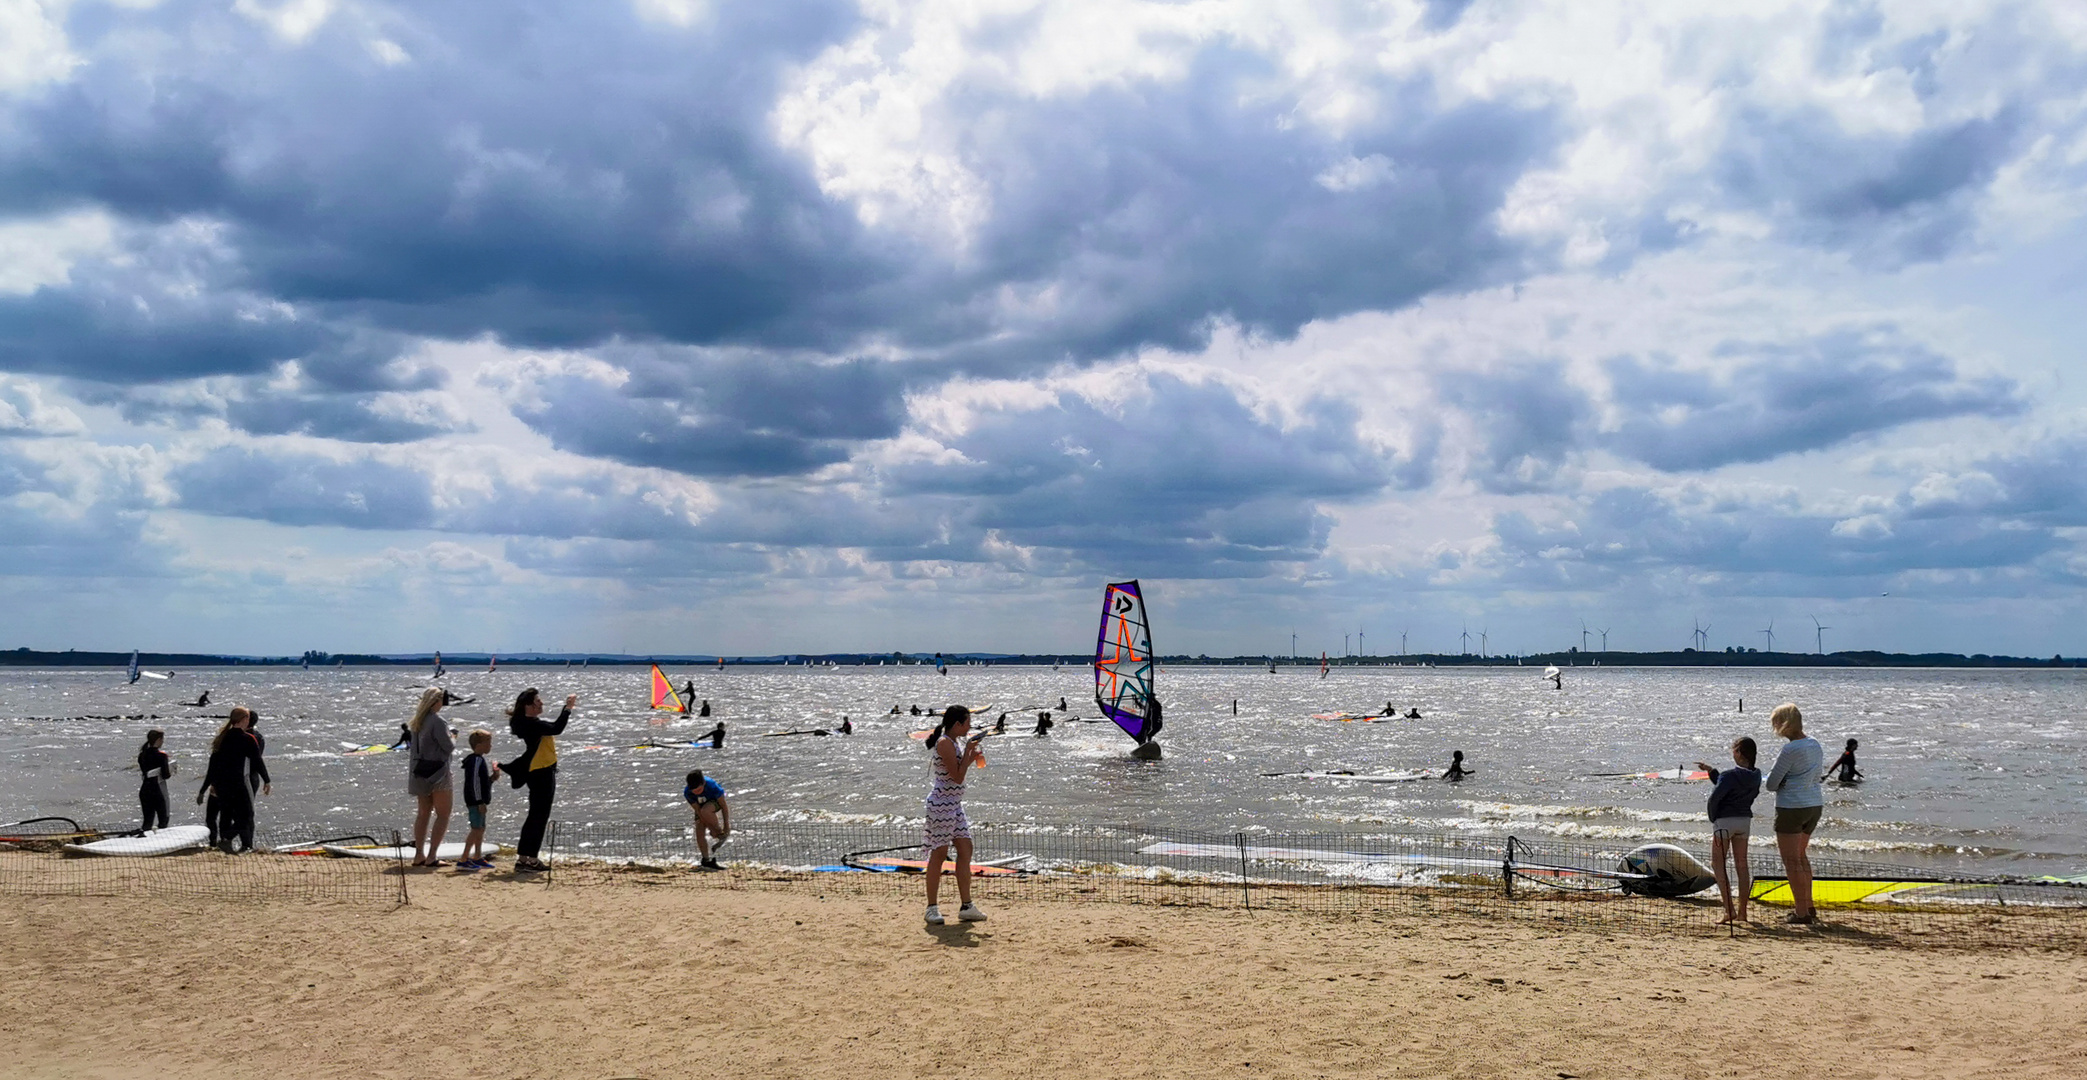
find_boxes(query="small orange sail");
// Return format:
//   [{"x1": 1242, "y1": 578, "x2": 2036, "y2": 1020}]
[{"x1": 650, "y1": 665, "x2": 685, "y2": 712}]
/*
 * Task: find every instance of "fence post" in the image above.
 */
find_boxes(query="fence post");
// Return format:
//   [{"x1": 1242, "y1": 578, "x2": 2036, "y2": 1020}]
[
  {"x1": 544, "y1": 820, "x2": 557, "y2": 887},
  {"x1": 393, "y1": 828, "x2": 410, "y2": 906},
  {"x1": 1237, "y1": 833, "x2": 1251, "y2": 912},
  {"x1": 1502, "y1": 836, "x2": 1515, "y2": 900}
]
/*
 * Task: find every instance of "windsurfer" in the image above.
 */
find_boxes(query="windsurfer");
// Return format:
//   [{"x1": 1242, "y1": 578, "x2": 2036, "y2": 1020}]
[
  {"x1": 682, "y1": 681, "x2": 696, "y2": 710},
  {"x1": 1137, "y1": 698, "x2": 1163, "y2": 744},
  {"x1": 188, "y1": 690, "x2": 210, "y2": 708},
  {"x1": 994, "y1": 713, "x2": 1008, "y2": 734}
]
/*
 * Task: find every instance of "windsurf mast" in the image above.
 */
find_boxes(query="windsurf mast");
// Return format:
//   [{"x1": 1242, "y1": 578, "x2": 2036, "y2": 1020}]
[{"x1": 1093, "y1": 580, "x2": 1159, "y2": 746}]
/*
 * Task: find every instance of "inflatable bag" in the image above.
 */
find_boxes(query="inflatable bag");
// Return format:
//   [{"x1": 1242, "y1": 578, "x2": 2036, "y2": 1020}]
[{"x1": 1619, "y1": 843, "x2": 1716, "y2": 898}]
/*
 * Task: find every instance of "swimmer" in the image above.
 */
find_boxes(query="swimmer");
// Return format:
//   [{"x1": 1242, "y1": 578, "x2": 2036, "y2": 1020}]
[
  {"x1": 1442, "y1": 750, "x2": 1470, "y2": 781},
  {"x1": 910, "y1": 705, "x2": 923, "y2": 717},
  {"x1": 1823, "y1": 738, "x2": 1862, "y2": 783},
  {"x1": 1406, "y1": 708, "x2": 1421, "y2": 719}
]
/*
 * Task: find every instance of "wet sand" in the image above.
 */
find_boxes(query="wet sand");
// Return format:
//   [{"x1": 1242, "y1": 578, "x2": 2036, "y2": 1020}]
[{"x1": 3, "y1": 872, "x2": 2084, "y2": 1079}]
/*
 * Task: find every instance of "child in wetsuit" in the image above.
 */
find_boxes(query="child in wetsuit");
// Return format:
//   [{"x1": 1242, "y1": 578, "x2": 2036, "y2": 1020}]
[
  {"x1": 684, "y1": 770, "x2": 730, "y2": 870},
  {"x1": 1442, "y1": 750, "x2": 1470, "y2": 780},
  {"x1": 1824, "y1": 738, "x2": 1862, "y2": 783},
  {"x1": 459, "y1": 730, "x2": 498, "y2": 869}
]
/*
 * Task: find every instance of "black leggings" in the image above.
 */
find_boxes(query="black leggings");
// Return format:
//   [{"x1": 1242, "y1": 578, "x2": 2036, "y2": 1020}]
[
  {"x1": 517, "y1": 767, "x2": 557, "y2": 858},
  {"x1": 215, "y1": 787, "x2": 255, "y2": 852},
  {"x1": 140, "y1": 783, "x2": 169, "y2": 831}
]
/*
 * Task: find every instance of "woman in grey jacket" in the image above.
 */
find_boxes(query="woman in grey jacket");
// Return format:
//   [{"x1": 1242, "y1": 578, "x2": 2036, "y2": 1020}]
[
  {"x1": 1764, "y1": 703, "x2": 1825, "y2": 924},
  {"x1": 406, "y1": 687, "x2": 456, "y2": 867}
]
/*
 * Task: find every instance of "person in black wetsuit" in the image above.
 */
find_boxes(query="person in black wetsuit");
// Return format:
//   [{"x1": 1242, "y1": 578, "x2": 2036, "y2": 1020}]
[
  {"x1": 1033, "y1": 711, "x2": 1054, "y2": 737},
  {"x1": 1058, "y1": 697, "x2": 1068, "y2": 711},
  {"x1": 198, "y1": 707, "x2": 269, "y2": 853},
  {"x1": 838, "y1": 716, "x2": 853, "y2": 735},
  {"x1": 501, "y1": 688, "x2": 576, "y2": 872},
  {"x1": 189, "y1": 690, "x2": 210, "y2": 708},
  {"x1": 699, "y1": 699, "x2": 712, "y2": 718},
  {"x1": 994, "y1": 713, "x2": 1008, "y2": 734},
  {"x1": 246, "y1": 713, "x2": 266, "y2": 799},
  {"x1": 703, "y1": 722, "x2": 726, "y2": 748},
  {"x1": 389, "y1": 722, "x2": 413, "y2": 750},
  {"x1": 137, "y1": 729, "x2": 173, "y2": 831},
  {"x1": 1136, "y1": 698, "x2": 1164, "y2": 744},
  {"x1": 1823, "y1": 738, "x2": 1862, "y2": 783},
  {"x1": 1442, "y1": 750, "x2": 1470, "y2": 781},
  {"x1": 682, "y1": 681, "x2": 697, "y2": 711}
]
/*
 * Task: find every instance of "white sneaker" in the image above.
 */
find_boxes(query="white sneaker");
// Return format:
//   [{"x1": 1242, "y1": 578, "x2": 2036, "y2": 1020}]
[
  {"x1": 925, "y1": 904, "x2": 944, "y2": 925},
  {"x1": 957, "y1": 903, "x2": 988, "y2": 922}
]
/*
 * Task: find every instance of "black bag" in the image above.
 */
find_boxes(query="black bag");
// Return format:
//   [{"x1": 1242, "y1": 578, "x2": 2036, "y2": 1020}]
[{"x1": 412, "y1": 757, "x2": 445, "y2": 780}]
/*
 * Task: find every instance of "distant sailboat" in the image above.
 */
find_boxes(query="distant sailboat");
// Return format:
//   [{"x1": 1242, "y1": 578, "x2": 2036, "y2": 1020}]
[
  {"x1": 488, "y1": 654, "x2": 497, "y2": 673},
  {"x1": 433, "y1": 651, "x2": 446, "y2": 680}
]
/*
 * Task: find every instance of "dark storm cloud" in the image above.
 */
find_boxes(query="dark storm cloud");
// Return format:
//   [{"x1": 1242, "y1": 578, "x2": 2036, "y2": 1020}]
[
  {"x1": 511, "y1": 353, "x2": 908, "y2": 477},
  {"x1": 1601, "y1": 330, "x2": 2020, "y2": 471},
  {"x1": 888, "y1": 374, "x2": 1392, "y2": 574},
  {"x1": 1492, "y1": 482, "x2": 2063, "y2": 583},
  {"x1": 1436, "y1": 358, "x2": 1589, "y2": 493},
  {"x1": 170, "y1": 446, "x2": 435, "y2": 529}
]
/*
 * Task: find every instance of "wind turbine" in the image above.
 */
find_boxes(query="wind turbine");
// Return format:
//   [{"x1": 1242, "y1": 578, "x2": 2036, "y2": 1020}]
[
  {"x1": 1358, "y1": 629, "x2": 1365, "y2": 658},
  {"x1": 1480, "y1": 628, "x2": 1490, "y2": 658},
  {"x1": 1400, "y1": 629, "x2": 1408, "y2": 656},
  {"x1": 1344, "y1": 632, "x2": 1350, "y2": 657},
  {"x1": 1460, "y1": 624, "x2": 1471, "y2": 655},
  {"x1": 1692, "y1": 619, "x2": 1711, "y2": 650},
  {"x1": 1599, "y1": 627, "x2": 1610, "y2": 652},
  {"x1": 1291, "y1": 631, "x2": 1298, "y2": 659},
  {"x1": 1759, "y1": 620, "x2": 1775, "y2": 653},
  {"x1": 1812, "y1": 615, "x2": 1830, "y2": 655},
  {"x1": 1580, "y1": 620, "x2": 1591, "y2": 653}
]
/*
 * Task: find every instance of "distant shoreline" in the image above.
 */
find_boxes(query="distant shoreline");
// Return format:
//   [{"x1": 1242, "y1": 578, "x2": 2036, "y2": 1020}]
[{"x1": 5, "y1": 646, "x2": 2078, "y2": 669}]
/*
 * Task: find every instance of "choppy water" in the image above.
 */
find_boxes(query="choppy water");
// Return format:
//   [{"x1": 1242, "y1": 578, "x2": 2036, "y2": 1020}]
[{"x1": 3, "y1": 664, "x2": 2081, "y2": 874}]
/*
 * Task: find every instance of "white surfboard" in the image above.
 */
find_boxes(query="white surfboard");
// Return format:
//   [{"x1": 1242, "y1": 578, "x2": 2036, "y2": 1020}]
[
  {"x1": 1285, "y1": 769, "x2": 1435, "y2": 783},
  {"x1": 64, "y1": 826, "x2": 211, "y2": 857},
  {"x1": 319, "y1": 841, "x2": 501, "y2": 861}
]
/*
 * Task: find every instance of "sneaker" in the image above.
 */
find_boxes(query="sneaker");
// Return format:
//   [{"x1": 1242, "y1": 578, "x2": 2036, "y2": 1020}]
[
  {"x1": 700, "y1": 858, "x2": 721, "y2": 870},
  {"x1": 957, "y1": 903, "x2": 988, "y2": 922},
  {"x1": 925, "y1": 904, "x2": 944, "y2": 925}
]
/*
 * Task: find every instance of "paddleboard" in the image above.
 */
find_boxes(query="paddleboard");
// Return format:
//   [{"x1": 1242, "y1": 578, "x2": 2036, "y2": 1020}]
[
  {"x1": 1273, "y1": 769, "x2": 1434, "y2": 782},
  {"x1": 319, "y1": 841, "x2": 499, "y2": 861},
  {"x1": 1309, "y1": 713, "x2": 1394, "y2": 722},
  {"x1": 65, "y1": 826, "x2": 211, "y2": 857},
  {"x1": 341, "y1": 743, "x2": 395, "y2": 755},
  {"x1": 633, "y1": 741, "x2": 722, "y2": 750}
]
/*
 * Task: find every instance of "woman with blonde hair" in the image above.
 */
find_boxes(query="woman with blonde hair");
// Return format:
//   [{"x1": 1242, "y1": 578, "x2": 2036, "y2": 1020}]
[
  {"x1": 405, "y1": 687, "x2": 457, "y2": 867},
  {"x1": 1763, "y1": 702, "x2": 1825, "y2": 924}
]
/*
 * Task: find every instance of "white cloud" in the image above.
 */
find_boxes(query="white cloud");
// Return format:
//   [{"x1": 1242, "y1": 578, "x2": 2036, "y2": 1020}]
[{"x1": 0, "y1": 210, "x2": 117, "y2": 295}]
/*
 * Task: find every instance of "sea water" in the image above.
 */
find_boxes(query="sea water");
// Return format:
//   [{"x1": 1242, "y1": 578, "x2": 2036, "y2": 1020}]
[{"x1": 2, "y1": 664, "x2": 2080, "y2": 874}]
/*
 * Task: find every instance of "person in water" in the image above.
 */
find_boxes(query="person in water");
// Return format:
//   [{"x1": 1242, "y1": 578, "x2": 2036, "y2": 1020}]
[
  {"x1": 1138, "y1": 698, "x2": 1163, "y2": 743},
  {"x1": 1033, "y1": 711, "x2": 1054, "y2": 737},
  {"x1": 699, "y1": 699, "x2": 712, "y2": 718},
  {"x1": 405, "y1": 687, "x2": 456, "y2": 868},
  {"x1": 1442, "y1": 750, "x2": 1470, "y2": 781},
  {"x1": 993, "y1": 713, "x2": 1008, "y2": 735},
  {"x1": 704, "y1": 722, "x2": 726, "y2": 749},
  {"x1": 837, "y1": 716, "x2": 853, "y2": 735},
  {"x1": 1058, "y1": 697, "x2": 1068, "y2": 711},
  {"x1": 189, "y1": 690, "x2": 211, "y2": 708},
  {"x1": 137, "y1": 729, "x2": 174, "y2": 831},
  {"x1": 1763, "y1": 703, "x2": 1824, "y2": 925},
  {"x1": 1823, "y1": 738, "x2": 1862, "y2": 783},
  {"x1": 682, "y1": 681, "x2": 697, "y2": 711},
  {"x1": 501, "y1": 688, "x2": 576, "y2": 873},
  {"x1": 890, "y1": 705, "x2": 903, "y2": 715},
  {"x1": 198, "y1": 707, "x2": 269, "y2": 854},
  {"x1": 389, "y1": 722, "x2": 413, "y2": 750},
  {"x1": 1406, "y1": 708, "x2": 1422, "y2": 719},
  {"x1": 922, "y1": 705, "x2": 987, "y2": 925},
  {"x1": 1697, "y1": 737, "x2": 1763, "y2": 925},
  {"x1": 910, "y1": 705, "x2": 923, "y2": 716},
  {"x1": 684, "y1": 770, "x2": 731, "y2": 870}
]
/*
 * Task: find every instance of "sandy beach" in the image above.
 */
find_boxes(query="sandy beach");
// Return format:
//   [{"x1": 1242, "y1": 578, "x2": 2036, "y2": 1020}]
[{"x1": 3, "y1": 870, "x2": 2083, "y2": 1080}]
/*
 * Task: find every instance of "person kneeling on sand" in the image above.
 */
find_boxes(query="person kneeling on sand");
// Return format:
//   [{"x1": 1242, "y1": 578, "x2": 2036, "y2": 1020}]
[{"x1": 685, "y1": 770, "x2": 730, "y2": 870}]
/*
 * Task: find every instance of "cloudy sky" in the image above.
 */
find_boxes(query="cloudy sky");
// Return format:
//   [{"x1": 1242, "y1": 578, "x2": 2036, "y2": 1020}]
[{"x1": 2, "y1": 0, "x2": 2085, "y2": 658}]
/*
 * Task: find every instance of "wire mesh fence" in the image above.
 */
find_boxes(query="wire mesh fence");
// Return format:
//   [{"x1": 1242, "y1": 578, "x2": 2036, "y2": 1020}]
[
  {"x1": 542, "y1": 818, "x2": 2087, "y2": 951},
  {"x1": 0, "y1": 818, "x2": 407, "y2": 906}
]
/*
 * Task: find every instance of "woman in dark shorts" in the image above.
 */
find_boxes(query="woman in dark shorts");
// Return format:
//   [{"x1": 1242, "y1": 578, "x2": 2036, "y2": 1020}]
[{"x1": 1763, "y1": 703, "x2": 1824, "y2": 924}]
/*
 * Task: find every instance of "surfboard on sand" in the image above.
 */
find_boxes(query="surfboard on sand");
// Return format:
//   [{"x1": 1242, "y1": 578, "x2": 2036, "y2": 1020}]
[{"x1": 65, "y1": 826, "x2": 211, "y2": 857}]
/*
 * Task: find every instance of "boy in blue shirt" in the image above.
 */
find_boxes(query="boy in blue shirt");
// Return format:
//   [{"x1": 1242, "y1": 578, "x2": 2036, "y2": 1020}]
[{"x1": 684, "y1": 769, "x2": 731, "y2": 870}]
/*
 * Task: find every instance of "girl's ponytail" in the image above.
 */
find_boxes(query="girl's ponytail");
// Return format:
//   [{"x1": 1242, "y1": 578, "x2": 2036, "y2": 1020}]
[{"x1": 926, "y1": 704, "x2": 971, "y2": 749}]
